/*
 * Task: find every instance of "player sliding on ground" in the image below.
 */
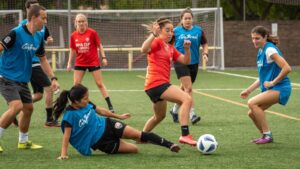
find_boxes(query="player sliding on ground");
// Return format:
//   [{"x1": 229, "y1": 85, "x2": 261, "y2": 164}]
[{"x1": 53, "y1": 84, "x2": 180, "y2": 160}]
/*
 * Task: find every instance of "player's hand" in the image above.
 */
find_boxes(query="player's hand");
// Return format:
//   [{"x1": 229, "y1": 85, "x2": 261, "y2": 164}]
[
  {"x1": 263, "y1": 81, "x2": 274, "y2": 89},
  {"x1": 67, "y1": 64, "x2": 72, "y2": 72},
  {"x1": 152, "y1": 22, "x2": 160, "y2": 36},
  {"x1": 51, "y1": 80, "x2": 60, "y2": 92},
  {"x1": 183, "y1": 40, "x2": 191, "y2": 49},
  {"x1": 119, "y1": 113, "x2": 131, "y2": 120},
  {"x1": 240, "y1": 89, "x2": 250, "y2": 99},
  {"x1": 202, "y1": 53, "x2": 208, "y2": 63},
  {"x1": 57, "y1": 155, "x2": 68, "y2": 160},
  {"x1": 102, "y1": 58, "x2": 108, "y2": 66}
]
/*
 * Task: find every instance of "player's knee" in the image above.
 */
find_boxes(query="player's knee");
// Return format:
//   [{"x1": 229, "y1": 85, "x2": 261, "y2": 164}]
[
  {"x1": 10, "y1": 103, "x2": 23, "y2": 114},
  {"x1": 183, "y1": 86, "x2": 192, "y2": 94},
  {"x1": 33, "y1": 93, "x2": 43, "y2": 101},
  {"x1": 247, "y1": 99, "x2": 256, "y2": 109},
  {"x1": 154, "y1": 113, "x2": 166, "y2": 121},
  {"x1": 132, "y1": 146, "x2": 139, "y2": 153},
  {"x1": 247, "y1": 110, "x2": 254, "y2": 117}
]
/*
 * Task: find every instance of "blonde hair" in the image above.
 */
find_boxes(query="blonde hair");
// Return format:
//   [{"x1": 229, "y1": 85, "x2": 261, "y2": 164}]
[{"x1": 74, "y1": 13, "x2": 88, "y2": 28}]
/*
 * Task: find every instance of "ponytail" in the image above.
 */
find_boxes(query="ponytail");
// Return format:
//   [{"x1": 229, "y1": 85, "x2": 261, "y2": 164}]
[
  {"x1": 53, "y1": 90, "x2": 70, "y2": 120},
  {"x1": 251, "y1": 25, "x2": 280, "y2": 45},
  {"x1": 53, "y1": 84, "x2": 89, "y2": 119}
]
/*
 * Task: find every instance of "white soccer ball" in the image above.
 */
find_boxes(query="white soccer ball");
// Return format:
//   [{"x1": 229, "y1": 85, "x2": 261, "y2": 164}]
[{"x1": 197, "y1": 134, "x2": 218, "y2": 154}]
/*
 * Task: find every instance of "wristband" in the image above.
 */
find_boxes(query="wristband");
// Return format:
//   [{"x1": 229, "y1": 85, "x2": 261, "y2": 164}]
[
  {"x1": 102, "y1": 57, "x2": 107, "y2": 60},
  {"x1": 152, "y1": 32, "x2": 158, "y2": 37},
  {"x1": 202, "y1": 53, "x2": 209, "y2": 57},
  {"x1": 51, "y1": 76, "x2": 58, "y2": 81}
]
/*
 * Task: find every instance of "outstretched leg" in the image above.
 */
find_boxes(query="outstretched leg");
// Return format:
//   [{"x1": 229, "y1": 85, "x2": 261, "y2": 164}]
[{"x1": 123, "y1": 125, "x2": 180, "y2": 153}]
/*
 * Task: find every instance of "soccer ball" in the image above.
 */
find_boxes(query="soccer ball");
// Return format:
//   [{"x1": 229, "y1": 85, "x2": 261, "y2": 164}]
[{"x1": 197, "y1": 134, "x2": 218, "y2": 154}]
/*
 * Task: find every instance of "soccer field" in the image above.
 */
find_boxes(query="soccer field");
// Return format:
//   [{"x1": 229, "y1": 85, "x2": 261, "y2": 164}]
[{"x1": 1, "y1": 70, "x2": 299, "y2": 169}]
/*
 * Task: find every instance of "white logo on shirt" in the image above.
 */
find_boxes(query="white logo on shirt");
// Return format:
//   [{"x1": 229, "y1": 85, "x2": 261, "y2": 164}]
[
  {"x1": 79, "y1": 110, "x2": 92, "y2": 127},
  {"x1": 4, "y1": 36, "x2": 11, "y2": 44},
  {"x1": 178, "y1": 34, "x2": 198, "y2": 40},
  {"x1": 22, "y1": 43, "x2": 37, "y2": 51}
]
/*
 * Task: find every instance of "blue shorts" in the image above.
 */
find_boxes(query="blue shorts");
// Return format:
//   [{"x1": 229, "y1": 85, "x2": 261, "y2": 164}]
[{"x1": 271, "y1": 85, "x2": 291, "y2": 105}]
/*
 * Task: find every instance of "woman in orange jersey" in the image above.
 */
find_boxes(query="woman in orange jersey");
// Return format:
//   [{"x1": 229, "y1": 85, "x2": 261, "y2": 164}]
[{"x1": 141, "y1": 17, "x2": 196, "y2": 146}]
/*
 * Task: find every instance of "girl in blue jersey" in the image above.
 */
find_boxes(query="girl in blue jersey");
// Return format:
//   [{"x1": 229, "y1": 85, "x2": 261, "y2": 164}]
[
  {"x1": 240, "y1": 26, "x2": 292, "y2": 144},
  {"x1": 170, "y1": 8, "x2": 209, "y2": 125},
  {"x1": 54, "y1": 84, "x2": 180, "y2": 160}
]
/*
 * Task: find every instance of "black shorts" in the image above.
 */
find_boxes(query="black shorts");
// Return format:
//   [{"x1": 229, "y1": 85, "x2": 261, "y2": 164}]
[
  {"x1": 74, "y1": 66, "x2": 101, "y2": 72},
  {"x1": 0, "y1": 77, "x2": 32, "y2": 103},
  {"x1": 145, "y1": 83, "x2": 171, "y2": 103},
  {"x1": 174, "y1": 63, "x2": 199, "y2": 83},
  {"x1": 30, "y1": 66, "x2": 51, "y2": 94},
  {"x1": 91, "y1": 118, "x2": 126, "y2": 154}
]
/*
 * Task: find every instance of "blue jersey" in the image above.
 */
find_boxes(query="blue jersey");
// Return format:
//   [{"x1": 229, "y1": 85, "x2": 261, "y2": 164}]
[
  {"x1": 61, "y1": 103, "x2": 106, "y2": 156},
  {"x1": 19, "y1": 19, "x2": 46, "y2": 63},
  {"x1": 257, "y1": 42, "x2": 291, "y2": 92},
  {"x1": 0, "y1": 25, "x2": 44, "y2": 83},
  {"x1": 174, "y1": 25, "x2": 203, "y2": 64}
]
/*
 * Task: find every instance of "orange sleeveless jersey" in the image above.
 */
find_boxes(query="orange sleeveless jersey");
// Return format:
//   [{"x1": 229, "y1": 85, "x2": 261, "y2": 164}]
[{"x1": 144, "y1": 38, "x2": 181, "y2": 90}]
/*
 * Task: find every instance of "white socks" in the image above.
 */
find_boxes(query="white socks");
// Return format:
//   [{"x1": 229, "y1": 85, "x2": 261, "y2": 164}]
[
  {"x1": 189, "y1": 108, "x2": 196, "y2": 119},
  {"x1": 172, "y1": 104, "x2": 179, "y2": 114},
  {"x1": 19, "y1": 132, "x2": 28, "y2": 143},
  {"x1": 173, "y1": 104, "x2": 196, "y2": 120}
]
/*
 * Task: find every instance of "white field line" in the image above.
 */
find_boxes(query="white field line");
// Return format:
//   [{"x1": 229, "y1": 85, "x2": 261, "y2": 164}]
[
  {"x1": 207, "y1": 70, "x2": 300, "y2": 87},
  {"x1": 135, "y1": 74, "x2": 300, "y2": 121}
]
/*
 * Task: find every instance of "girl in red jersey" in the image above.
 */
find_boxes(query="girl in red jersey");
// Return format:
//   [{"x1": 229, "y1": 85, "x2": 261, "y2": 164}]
[
  {"x1": 67, "y1": 13, "x2": 114, "y2": 113},
  {"x1": 141, "y1": 17, "x2": 197, "y2": 146}
]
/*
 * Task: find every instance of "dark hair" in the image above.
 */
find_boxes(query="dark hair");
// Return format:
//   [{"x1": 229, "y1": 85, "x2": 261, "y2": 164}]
[
  {"x1": 180, "y1": 7, "x2": 193, "y2": 20},
  {"x1": 25, "y1": 0, "x2": 39, "y2": 9},
  {"x1": 27, "y1": 4, "x2": 45, "y2": 21},
  {"x1": 53, "y1": 84, "x2": 88, "y2": 119},
  {"x1": 251, "y1": 25, "x2": 280, "y2": 45}
]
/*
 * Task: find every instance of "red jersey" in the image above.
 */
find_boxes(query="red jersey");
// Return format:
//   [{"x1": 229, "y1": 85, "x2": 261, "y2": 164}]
[
  {"x1": 144, "y1": 38, "x2": 181, "y2": 90},
  {"x1": 70, "y1": 28, "x2": 101, "y2": 66}
]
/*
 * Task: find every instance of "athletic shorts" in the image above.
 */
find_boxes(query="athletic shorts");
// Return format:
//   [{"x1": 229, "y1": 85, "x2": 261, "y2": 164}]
[
  {"x1": 145, "y1": 83, "x2": 171, "y2": 103},
  {"x1": 271, "y1": 85, "x2": 291, "y2": 106},
  {"x1": 30, "y1": 66, "x2": 51, "y2": 94},
  {"x1": 91, "y1": 118, "x2": 126, "y2": 154},
  {"x1": 0, "y1": 77, "x2": 32, "y2": 103},
  {"x1": 74, "y1": 66, "x2": 101, "y2": 72},
  {"x1": 174, "y1": 63, "x2": 199, "y2": 83}
]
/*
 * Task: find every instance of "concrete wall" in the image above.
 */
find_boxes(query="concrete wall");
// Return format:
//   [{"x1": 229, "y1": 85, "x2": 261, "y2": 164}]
[{"x1": 224, "y1": 21, "x2": 300, "y2": 68}]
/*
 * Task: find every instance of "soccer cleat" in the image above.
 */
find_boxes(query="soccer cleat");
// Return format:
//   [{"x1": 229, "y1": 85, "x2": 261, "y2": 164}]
[
  {"x1": 170, "y1": 144, "x2": 180, "y2": 153},
  {"x1": 169, "y1": 109, "x2": 179, "y2": 123},
  {"x1": 191, "y1": 115, "x2": 201, "y2": 125},
  {"x1": 18, "y1": 141, "x2": 43, "y2": 149},
  {"x1": 250, "y1": 137, "x2": 261, "y2": 143},
  {"x1": 179, "y1": 134, "x2": 197, "y2": 146},
  {"x1": 44, "y1": 120, "x2": 61, "y2": 128},
  {"x1": 255, "y1": 134, "x2": 273, "y2": 144}
]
